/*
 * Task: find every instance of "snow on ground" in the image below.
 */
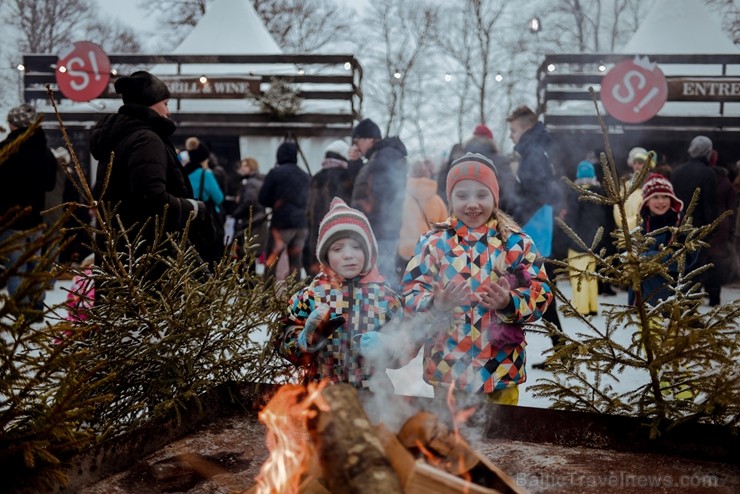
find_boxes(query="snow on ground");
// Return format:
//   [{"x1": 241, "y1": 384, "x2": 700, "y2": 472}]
[{"x1": 40, "y1": 277, "x2": 740, "y2": 408}]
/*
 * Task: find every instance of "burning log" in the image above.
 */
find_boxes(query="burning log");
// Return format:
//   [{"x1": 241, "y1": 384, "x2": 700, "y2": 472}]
[
  {"x1": 306, "y1": 383, "x2": 404, "y2": 493},
  {"x1": 397, "y1": 411, "x2": 524, "y2": 494}
]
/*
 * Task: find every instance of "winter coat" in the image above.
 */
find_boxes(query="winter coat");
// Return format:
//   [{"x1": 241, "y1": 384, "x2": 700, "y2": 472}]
[
  {"x1": 306, "y1": 159, "x2": 354, "y2": 267},
  {"x1": 401, "y1": 217, "x2": 553, "y2": 393},
  {"x1": 613, "y1": 175, "x2": 643, "y2": 233},
  {"x1": 564, "y1": 181, "x2": 608, "y2": 252},
  {"x1": 707, "y1": 168, "x2": 736, "y2": 259},
  {"x1": 670, "y1": 157, "x2": 718, "y2": 228},
  {"x1": 512, "y1": 122, "x2": 559, "y2": 226},
  {"x1": 351, "y1": 137, "x2": 408, "y2": 241},
  {"x1": 258, "y1": 161, "x2": 310, "y2": 230},
  {"x1": 0, "y1": 127, "x2": 57, "y2": 229},
  {"x1": 232, "y1": 172, "x2": 267, "y2": 253},
  {"x1": 90, "y1": 104, "x2": 195, "y2": 240},
  {"x1": 188, "y1": 167, "x2": 225, "y2": 213},
  {"x1": 398, "y1": 177, "x2": 448, "y2": 259},
  {"x1": 281, "y1": 267, "x2": 403, "y2": 388}
]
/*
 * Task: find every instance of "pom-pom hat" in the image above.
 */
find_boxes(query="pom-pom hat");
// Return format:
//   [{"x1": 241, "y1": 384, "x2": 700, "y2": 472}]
[
  {"x1": 446, "y1": 152, "x2": 500, "y2": 206},
  {"x1": 114, "y1": 71, "x2": 171, "y2": 107},
  {"x1": 473, "y1": 124, "x2": 493, "y2": 140},
  {"x1": 317, "y1": 197, "x2": 378, "y2": 274},
  {"x1": 7, "y1": 103, "x2": 37, "y2": 128},
  {"x1": 640, "y1": 173, "x2": 683, "y2": 213}
]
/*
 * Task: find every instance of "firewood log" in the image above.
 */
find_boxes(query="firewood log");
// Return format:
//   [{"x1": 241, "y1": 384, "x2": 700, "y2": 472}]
[
  {"x1": 398, "y1": 411, "x2": 480, "y2": 475},
  {"x1": 306, "y1": 383, "x2": 404, "y2": 493}
]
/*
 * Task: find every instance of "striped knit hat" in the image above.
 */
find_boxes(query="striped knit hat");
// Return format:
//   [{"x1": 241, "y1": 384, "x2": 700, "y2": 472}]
[
  {"x1": 317, "y1": 197, "x2": 378, "y2": 273},
  {"x1": 640, "y1": 173, "x2": 683, "y2": 213},
  {"x1": 446, "y1": 152, "x2": 500, "y2": 206}
]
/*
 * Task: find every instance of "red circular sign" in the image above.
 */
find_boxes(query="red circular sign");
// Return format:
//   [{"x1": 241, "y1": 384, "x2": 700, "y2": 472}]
[
  {"x1": 601, "y1": 57, "x2": 667, "y2": 124},
  {"x1": 56, "y1": 41, "x2": 111, "y2": 102}
]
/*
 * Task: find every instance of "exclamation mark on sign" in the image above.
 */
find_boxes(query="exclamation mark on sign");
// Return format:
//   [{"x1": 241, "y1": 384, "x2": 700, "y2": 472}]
[
  {"x1": 88, "y1": 50, "x2": 100, "y2": 81},
  {"x1": 634, "y1": 86, "x2": 659, "y2": 113}
]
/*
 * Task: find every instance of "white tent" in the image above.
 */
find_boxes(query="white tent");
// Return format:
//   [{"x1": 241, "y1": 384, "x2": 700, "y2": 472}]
[{"x1": 151, "y1": 0, "x2": 345, "y2": 173}]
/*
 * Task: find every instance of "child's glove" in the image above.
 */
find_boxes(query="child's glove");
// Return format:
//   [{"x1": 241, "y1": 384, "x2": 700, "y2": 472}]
[
  {"x1": 359, "y1": 332, "x2": 384, "y2": 357},
  {"x1": 297, "y1": 304, "x2": 345, "y2": 353}
]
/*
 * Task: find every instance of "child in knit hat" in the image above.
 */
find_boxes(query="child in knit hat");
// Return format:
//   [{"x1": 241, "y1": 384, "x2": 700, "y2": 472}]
[
  {"x1": 628, "y1": 173, "x2": 696, "y2": 308},
  {"x1": 278, "y1": 197, "x2": 404, "y2": 388},
  {"x1": 401, "y1": 152, "x2": 553, "y2": 405}
]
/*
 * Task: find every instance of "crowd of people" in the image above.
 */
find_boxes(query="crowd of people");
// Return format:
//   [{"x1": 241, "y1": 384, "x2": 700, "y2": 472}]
[{"x1": 2, "y1": 69, "x2": 739, "y2": 404}]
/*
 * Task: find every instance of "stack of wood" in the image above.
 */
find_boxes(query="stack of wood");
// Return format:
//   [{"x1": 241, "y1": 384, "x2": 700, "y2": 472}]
[{"x1": 246, "y1": 383, "x2": 525, "y2": 494}]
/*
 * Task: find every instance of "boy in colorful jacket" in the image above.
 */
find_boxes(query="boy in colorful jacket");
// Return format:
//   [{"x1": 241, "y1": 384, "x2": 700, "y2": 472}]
[
  {"x1": 279, "y1": 198, "x2": 404, "y2": 389},
  {"x1": 402, "y1": 153, "x2": 553, "y2": 405}
]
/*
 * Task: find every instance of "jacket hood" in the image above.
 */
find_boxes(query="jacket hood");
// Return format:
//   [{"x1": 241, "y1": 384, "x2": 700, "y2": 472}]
[
  {"x1": 90, "y1": 104, "x2": 175, "y2": 161},
  {"x1": 367, "y1": 135, "x2": 407, "y2": 159},
  {"x1": 276, "y1": 141, "x2": 298, "y2": 164}
]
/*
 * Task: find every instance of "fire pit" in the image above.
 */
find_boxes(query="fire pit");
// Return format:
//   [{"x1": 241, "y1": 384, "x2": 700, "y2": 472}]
[{"x1": 71, "y1": 382, "x2": 739, "y2": 494}]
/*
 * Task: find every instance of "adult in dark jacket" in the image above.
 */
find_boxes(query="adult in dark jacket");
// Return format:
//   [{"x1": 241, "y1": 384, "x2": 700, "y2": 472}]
[
  {"x1": 506, "y1": 106, "x2": 560, "y2": 247},
  {"x1": 670, "y1": 136, "x2": 718, "y2": 229},
  {"x1": 90, "y1": 71, "x2": 201, "y2": 277},
  {"x1": 306, "y1": 139, "x2": 353, "y2": 276},
  {"x1": 670, "y1": 136, "x2": 719, "y2": 301},
  {"x1": 705, "y1": 162, "x2": 737, "y2": 305},
  {"x1": 258, "y1": 141, "x2": 310, "y2": 278},
  {"x1": 350, "y1": 121, "x2": 408, "y2": 282},
  {"x1": 0, "y1": 103, "x2": 57, "y2": 309},
  {"x1": 507, "y1": 106, "x2": 563, "y2": 369}
]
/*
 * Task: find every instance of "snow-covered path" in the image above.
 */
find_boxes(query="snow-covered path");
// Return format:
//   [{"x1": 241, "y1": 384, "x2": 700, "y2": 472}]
[{"x1": 41, "y1": 278, "x2": 739, "y2": 408}]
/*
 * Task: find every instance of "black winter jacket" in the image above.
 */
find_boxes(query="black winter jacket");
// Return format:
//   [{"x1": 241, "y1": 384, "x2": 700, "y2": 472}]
[
  {"x1": 350, "y1": 136, "x2": 408, "y2": 241},
  {"x1": 0, "y1": 127, "x2": 57, "y2": 229},
  {"x1": 513, "y1": 122, "x2": 558, "y2": 225},
  {"x1": 670, "y1": 157, "x2": 718, "y2": 228},
  {"x1": 90, "y1": 104, "x2": 195, "y2": 239},
  {"x1": 307, "y1": 160, "x2": 354, "y2": 264},
  {"x1": 564, "y1": 182, "x2": 608, "y2": 252},
  {"x1": 258, "y1": 161, "x2": 310, "y2": 229}
]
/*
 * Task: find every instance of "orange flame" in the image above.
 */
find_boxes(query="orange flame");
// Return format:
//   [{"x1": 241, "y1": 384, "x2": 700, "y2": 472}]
[{"x1": 254, "y1": 381, "x2": 330, "y2": 494}]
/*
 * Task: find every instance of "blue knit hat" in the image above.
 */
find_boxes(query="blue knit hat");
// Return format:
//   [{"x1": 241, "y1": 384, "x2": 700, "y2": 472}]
[{"x1": 576, "y1": 160, "x2": 596, "y2": 180}]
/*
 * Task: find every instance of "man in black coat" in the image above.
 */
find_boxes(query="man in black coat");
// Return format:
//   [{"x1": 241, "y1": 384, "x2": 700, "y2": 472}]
[
  {"x1": 90, "y1": 71, "x2": 203, "y2": 276},
  {"x1": 258, "y1": 141, "x2": 310, "y2": 279},
  {"x1": 0, "y1": 103, "x2": 57, "y2": 310},
  {"x1": 670, "y1": 135, "x2": 719, "y2": 303},
  {"x1": 671, "y1": 136, "x2": 718, "y2": 229},
  {"x1": 349, "y1": 118, "x2": 408, "y2": 282}
]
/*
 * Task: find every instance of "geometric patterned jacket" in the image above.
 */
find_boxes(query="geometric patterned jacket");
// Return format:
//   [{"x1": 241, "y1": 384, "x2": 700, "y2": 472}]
[
  {"x1": 401, "y1": 216, "x2": 552, "y2": 393},
  {"x1": 282, "y1": 266, "x2": 403, "y2": 388}
]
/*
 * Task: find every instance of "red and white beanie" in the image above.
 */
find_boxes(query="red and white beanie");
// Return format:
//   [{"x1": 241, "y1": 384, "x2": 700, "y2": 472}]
[
  {"x1": 640, "y1": 173, "x2": 683, "y2": 213},
  {"x1": 446, "y1": 152, "x2": 500, "y2": 206},
  {"x1": 317, "y1": 197, "x2": 378, "y2": 273}
]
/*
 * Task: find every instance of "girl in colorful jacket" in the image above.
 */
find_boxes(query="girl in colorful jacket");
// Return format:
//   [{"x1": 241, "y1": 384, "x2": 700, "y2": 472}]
[
  {"x1": 279, "y1": 198, "x2": 404, "y2": 389},
  {"x1": 402, "y1": 153, "x2": 553, "y2": 405}
]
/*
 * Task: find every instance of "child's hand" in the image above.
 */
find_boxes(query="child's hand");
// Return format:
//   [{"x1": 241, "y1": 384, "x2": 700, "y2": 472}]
[
  {"x1": 479, "y1": 276, "x2": 512, "y2": 311},
  {"x1": 298, "y1": 305, "x2": 345, "y2": 352},
  {"x1": 433, "y1": 281, "x2": 472, "y2": 312}
]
